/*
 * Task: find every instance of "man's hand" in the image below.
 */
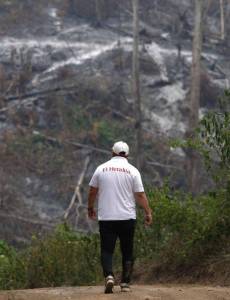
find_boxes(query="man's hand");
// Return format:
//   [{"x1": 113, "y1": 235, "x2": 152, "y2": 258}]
[
  {"x1": 144, "y1": 212, "x2": 153, "y2": 226},
  {"x1": 135, "y1": 192, "x2": 153, "y2": 226},
  {"x1": 88, "y1": 207, "x2": 96, "y2": 220},
  {"x1": 87, "y1": 186, "x2": 98, "y2": 221}
]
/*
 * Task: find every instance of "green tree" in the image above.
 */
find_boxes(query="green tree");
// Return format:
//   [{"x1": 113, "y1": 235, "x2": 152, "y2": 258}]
[{"x1": 199, "y1": 90, "x2": 230, "y2": 186}]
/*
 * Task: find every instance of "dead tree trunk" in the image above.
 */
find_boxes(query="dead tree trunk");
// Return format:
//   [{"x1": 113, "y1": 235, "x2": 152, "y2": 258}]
[
  {"x1": 95, "y1": 0, "x2": 104, "y2": 27},
  {"x1": 220, "y1": 0, "x2": 225, "y2": 40},
  {"x1": 68, "y1": 0, "x2": 76, "y2": 14},
  {"x1": 132, "y1": 0, "x2": 142, "y2": 170},
  {"x1": 64, "y1": 156, "x2": 90, "y2": 225},
  {"x1": 187, "y1": 0, "x2": 204, "y2": 194}
]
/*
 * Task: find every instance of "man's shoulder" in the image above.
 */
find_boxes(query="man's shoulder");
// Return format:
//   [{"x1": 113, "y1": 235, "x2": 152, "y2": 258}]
[
  {"x1": 127, "y1": 162, "x2": 141, "y2": 175},
  {"x1": 96, "y1": 160, "x2": 112, "y2": 170}
]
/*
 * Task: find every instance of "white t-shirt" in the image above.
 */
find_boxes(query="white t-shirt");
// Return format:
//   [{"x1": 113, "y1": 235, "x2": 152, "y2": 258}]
[{"x1": 89, "y1": 156, "x2": 144, "y2": 220}]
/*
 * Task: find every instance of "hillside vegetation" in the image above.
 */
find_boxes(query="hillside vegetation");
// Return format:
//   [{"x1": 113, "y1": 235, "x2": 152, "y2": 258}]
[
  {"x1": 0, "y1": 95, "x2": 229, "y2": 288},
  {"x1": 0, "y1": 0, "x2": 230, "y2": 244}
]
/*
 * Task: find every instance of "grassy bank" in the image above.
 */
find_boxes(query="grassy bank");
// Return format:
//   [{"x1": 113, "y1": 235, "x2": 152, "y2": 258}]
[{"x1": 0, "y1": 186, "x2": 229, "y2": 290}]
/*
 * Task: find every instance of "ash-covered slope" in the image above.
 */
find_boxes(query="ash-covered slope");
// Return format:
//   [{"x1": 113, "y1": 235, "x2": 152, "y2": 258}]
[{"x1": 0, "y1": 0, "x2": 229, "y2": 245}]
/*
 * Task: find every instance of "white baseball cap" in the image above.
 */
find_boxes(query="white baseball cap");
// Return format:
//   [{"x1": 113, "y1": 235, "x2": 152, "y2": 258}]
[{"x1": 112, "y1": 141, "x2": 129, "y2": 156}]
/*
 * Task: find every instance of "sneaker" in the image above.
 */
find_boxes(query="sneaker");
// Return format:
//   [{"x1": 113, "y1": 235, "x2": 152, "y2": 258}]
[
  {"x1": 120, "y1": 282, "x2": 131, "y2": 292},
  {"x1": 104, "y1": 275, "x2": 114, "y2": 294}
]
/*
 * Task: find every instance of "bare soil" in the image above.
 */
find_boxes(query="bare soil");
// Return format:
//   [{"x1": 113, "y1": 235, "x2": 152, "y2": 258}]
[{"x1": 0, "y1": 285, "x2": 230, "y2": 300}]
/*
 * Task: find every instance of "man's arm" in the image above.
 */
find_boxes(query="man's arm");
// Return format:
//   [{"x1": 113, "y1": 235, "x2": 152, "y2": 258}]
[
  {"x1": 134, "y1": 192, "x2": 152, "y2": 225},
  {"x1": 87, "y1": 186, "x2": 98, "y2": 220}
]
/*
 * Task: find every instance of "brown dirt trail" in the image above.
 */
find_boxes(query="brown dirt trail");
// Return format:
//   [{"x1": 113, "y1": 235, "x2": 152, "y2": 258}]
[{"x1": 0, "y1": 285, "x2": 230, "y2": 300}]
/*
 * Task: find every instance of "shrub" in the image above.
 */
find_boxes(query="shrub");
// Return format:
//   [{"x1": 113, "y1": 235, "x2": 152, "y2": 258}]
[
  {"x1": 25, "y1": 224, "x2": 103, "y2": 288},
  {"x1": 0, "y1": 240, "x2": 27, "y2": 290},
  {"x1": 199, "y1": 90, "x2": 230, "y2": 187},
  {"x1": 0, "y1": 224, "x2": 103, "y2": 290},
  {"x1": 0, "y1": 184, "x2": 229, "y2": 290},
  {"x1": 135, "y1": 186, "x2": 230, "y2": 268}
]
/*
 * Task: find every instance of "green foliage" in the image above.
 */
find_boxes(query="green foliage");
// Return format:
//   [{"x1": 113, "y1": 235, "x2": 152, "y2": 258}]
[
  {"x1": 63, "y1": 103, "x2": 91, "y2": 133},
  {"x1": 0, "y1": 225, "x2": 102, "y2": 290},
  {"x1": 199, "y1": 90, "x2": 230, "y2": 170},
  {"x1": 170, "y1": 90, "x2": 230, "y2": 185},
  {"x1": 96, "y1": 120, "x2": 133, "y2": 147},
  {"x1": 60, "y1": 102, "x2": 133, "y2": 148},
  {"x1": 25, "y1": 224, "x2": 101, "y2": 288},
  {"x1": 135, "y1": 186, "x2": 230, "y2": 267},
  {"x1": 0, "y1": 91, "x2": 229, "y2": 289},
  {"x1": 1, "y1": 184, "x2": 229, "y2": 290},
  {"x1": 0, "y1": 240, "x2": 27, "y2": 290}
]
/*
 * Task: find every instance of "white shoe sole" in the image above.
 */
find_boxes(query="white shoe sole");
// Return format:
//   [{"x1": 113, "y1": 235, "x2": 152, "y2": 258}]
[
  {"x1": 105, "y1": 279, "x2": 114, "y2": 294},
  {"x1": 120, "y1": 283, "x2": 131, "y2": 293}
]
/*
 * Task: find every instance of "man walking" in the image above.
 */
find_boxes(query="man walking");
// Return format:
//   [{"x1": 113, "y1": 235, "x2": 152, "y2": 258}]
[{"x1": 87, "y1": 141, "x2": 152, "y2": 294}]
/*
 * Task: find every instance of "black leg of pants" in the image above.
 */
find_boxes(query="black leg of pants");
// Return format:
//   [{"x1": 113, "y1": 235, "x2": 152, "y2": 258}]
[{"x1": 99, "y1": 219, "x2": 136, "y2": 283}]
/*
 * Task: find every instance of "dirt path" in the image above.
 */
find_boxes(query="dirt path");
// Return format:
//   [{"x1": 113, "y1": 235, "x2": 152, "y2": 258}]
[{"x1": 1, "y1": 285, "x2": 230, "y2": 300}]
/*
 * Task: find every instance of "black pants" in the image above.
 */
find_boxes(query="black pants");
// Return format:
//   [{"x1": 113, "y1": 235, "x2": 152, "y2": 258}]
[{"x1": 99, "y1": 219, "x2": 136, "y2": 283}]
